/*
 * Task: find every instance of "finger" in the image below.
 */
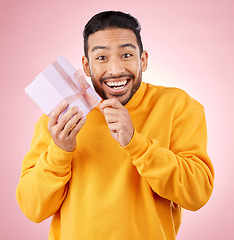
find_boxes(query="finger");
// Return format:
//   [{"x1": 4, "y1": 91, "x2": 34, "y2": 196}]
[
  {"x1": 69, "y1": 117, "x2": 87, "y2": 138},
  {"x1": 62, "y1": 111, "x2": 84, "y2": 136},
  {"x1": 104, "y1": 114, "x2": 119, "y2": 124},
  {"x1": 48, "y1": 101, "x2": 68, "y2": 127},
  {"x1": 103, "y1": 107, "x2": 121, "y2": 117},
  {"x1": 56, "y1": 106, "x2": 80, "y2": 131},
  {"x1": 100, "y1": 98, "x2": 123, "y2": 109},
  {"x1": 103, "y1": 107, "x2": 125, "y2": 124},
  {"x1": 107, "y1": 122, "x2": 120, "y2": 132}
]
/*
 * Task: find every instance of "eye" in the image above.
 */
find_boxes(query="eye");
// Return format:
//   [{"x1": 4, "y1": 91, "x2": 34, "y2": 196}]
[
  {"x1": 122, "y1": 53, "x2": 133, "y2": 59},
  {"x1": 96, "y1": 55, "x2": 107, "y2": 61}
]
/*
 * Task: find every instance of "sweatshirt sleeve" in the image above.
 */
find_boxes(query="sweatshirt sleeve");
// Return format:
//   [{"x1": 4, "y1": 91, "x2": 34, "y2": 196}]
[
  {"x1": 16, "y1": 115, "x2": 74, "y2": 223},
  {"x1": 123, "y1": 106, "x2": 214, "y2": 211}
]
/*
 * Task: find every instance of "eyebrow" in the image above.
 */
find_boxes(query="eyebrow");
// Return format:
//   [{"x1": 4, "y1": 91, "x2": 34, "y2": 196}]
[
  {"x1": 119, "y1": 43, "x2": 136, "y2": 49},
  {"x1": 91, "y1": 46, "x2": 109, "y2": 52},
  {"x1": 91, "y1": 43, "x2": 136, "y2": 52}
]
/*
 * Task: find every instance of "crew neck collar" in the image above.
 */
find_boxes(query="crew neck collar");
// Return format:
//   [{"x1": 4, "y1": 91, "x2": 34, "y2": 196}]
[{"x1": 124, "y1": 82, "x2": 147, "y2": 110}]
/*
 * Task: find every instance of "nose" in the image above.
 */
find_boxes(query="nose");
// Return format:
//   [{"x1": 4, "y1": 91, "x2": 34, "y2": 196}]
[{"x1": 108, "y1": 58, "x2": 125, "y2": 76}]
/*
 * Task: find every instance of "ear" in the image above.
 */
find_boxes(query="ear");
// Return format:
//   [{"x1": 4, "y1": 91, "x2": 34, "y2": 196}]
[
  {"x1": 82, "y1": 56, "x2": 91, "y2": 77},
  {"x1": 141, "y1": 50, "x2": 148, "y2": 72}
]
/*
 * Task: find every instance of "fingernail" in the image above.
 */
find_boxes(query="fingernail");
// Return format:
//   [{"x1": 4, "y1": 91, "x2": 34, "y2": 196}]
[{"x1": 63, "y1": 100, "x2": 68, "y2": 106}]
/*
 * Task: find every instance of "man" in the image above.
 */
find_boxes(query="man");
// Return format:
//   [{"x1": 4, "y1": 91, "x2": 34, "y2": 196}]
[{"x1": 16, "y1": 11, "x2": 214, "y2": 240}]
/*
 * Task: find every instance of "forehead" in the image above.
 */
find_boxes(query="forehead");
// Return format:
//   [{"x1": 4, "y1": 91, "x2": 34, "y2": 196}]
[{"x1": 87, "y1": 28, "x2": 138, "y2": 51}]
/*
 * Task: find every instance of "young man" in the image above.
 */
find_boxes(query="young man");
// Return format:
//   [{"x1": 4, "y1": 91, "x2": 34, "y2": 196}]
[{"x1": 16, "y1": 11, "x2": 214, "y2": 240}]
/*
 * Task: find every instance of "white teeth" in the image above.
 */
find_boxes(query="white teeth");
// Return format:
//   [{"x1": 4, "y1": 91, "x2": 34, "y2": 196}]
[{"x1": 106, "y1": 80, "x2": 127, "y2": 87}]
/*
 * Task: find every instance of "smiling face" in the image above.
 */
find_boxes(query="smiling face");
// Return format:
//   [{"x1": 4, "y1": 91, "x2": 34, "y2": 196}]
[{"x1": 82, "y1": 28, "x2": 148, "y2": 105}]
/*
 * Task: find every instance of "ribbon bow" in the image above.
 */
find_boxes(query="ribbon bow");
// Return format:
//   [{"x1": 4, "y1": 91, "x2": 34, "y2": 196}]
[{"x1": 52, "y1": 61, "x2": 100, "y2": 110}]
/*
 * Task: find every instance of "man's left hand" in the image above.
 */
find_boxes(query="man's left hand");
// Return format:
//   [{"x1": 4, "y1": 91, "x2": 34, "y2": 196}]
[{"x1": 100, "y1": 98, "x2": 134, "y2": 147}]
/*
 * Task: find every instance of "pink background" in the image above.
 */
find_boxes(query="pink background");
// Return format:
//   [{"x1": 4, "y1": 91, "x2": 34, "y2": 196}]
[{"x1": 1, "y1": 0, "x2": 233, "y2": 239}]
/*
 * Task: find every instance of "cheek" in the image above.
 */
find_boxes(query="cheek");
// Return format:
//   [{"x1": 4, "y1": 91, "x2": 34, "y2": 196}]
[
  {"x1": 89, "y1": 60, "x2": 105, "y2": 82},
  {"x1": 136, "y1": 59, "x2": 143, "y2": 78},
  {"x1": 127, "y1": 61, "x2": 141, "y2": 78},
  {"x1": 89, "y1": 64, "x2": 100, "y2": 83}
]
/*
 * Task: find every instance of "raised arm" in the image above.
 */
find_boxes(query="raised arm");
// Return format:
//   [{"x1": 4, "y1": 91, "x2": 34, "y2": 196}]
[{"x1": 16, "y1": 102, "x2": 86, "y2": 222}]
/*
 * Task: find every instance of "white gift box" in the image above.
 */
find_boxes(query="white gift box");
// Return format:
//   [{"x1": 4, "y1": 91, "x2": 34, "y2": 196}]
[{"x1": 25, "y1": 55, "x2": 102, "y2": 117}]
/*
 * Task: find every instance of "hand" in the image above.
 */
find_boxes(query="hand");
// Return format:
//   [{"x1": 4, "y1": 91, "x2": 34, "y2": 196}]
[
  {"x1": 48, "y1": 101, "x2": 86, "y2": 152},
  {"x1": 100, "y1": 98, "x2": 134, "y2": 147}
]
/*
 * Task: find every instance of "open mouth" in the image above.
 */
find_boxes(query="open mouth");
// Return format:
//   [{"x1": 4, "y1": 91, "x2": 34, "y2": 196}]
[{"x1": 105, "y1": 79, "x2": 128, "y2": 90}]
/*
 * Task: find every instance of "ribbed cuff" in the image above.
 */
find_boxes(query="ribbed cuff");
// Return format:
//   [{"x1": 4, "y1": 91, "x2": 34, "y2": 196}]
[
  {"x1": 123, "y1": 130, "x2": 150, "y2": 160},
  {"x1": 46, "y1": 141, "x2": 75, "y2": 169}
]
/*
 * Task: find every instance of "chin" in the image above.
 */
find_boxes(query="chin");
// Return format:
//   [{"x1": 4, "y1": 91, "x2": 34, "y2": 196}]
[{"x1": 114, "y1": 95, "x2": 132, "y2": 105}]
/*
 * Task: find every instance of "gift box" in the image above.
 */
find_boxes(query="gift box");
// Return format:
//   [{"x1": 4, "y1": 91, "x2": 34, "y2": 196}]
[{"x1": 25, "y1": 55, "x2": 102, "y2": 118}]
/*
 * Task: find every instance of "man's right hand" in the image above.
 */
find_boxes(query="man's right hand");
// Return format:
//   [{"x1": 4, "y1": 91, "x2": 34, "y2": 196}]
[{"x1": 48, "y1": 101, "x2": 86, "y2": 152}]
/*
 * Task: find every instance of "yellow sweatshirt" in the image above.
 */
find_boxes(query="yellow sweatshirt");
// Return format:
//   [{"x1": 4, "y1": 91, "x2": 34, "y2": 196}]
[{"x1": 16, "y1": 82, "x2": 214, "y2": 240}]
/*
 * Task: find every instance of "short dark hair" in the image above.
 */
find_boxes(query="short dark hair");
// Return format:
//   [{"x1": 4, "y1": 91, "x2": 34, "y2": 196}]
[{"x1": 83, "y1": 11, "x2": 143, "y2": 58}]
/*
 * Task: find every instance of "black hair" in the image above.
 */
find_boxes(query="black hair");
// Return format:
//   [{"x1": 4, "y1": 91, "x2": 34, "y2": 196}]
[{"x1": 83, "y1": 11, "x2": 143, "y2": 58}]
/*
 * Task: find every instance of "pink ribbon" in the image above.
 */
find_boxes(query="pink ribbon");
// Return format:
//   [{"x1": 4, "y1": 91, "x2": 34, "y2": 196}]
[{"x1": 52, "y1": 61, "x2": 100, "y2": 110}]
